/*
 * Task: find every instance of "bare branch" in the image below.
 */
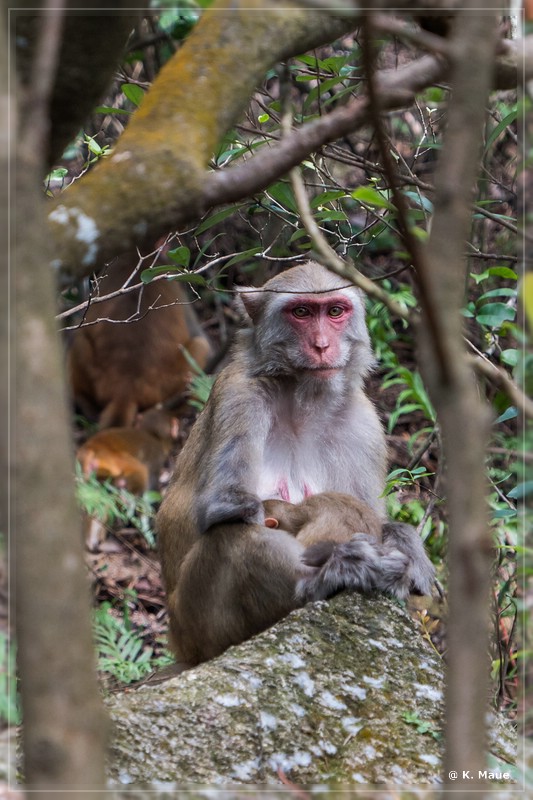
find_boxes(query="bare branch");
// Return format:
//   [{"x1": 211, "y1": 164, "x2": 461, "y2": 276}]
[
  {"x1": 470, "y1": 353, "x2": 533, "y2": 419},
  {"x1": 372, "y1": 13, "x2": 451, "y2": 56}
]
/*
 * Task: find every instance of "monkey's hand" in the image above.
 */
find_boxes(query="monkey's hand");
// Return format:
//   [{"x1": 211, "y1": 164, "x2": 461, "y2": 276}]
[
  {"x1": 197, "y1": 488, "x2": 265, "y2": 534},
  {"x1": 295, "y1": 534, "x2": 382, "y2": 603}
]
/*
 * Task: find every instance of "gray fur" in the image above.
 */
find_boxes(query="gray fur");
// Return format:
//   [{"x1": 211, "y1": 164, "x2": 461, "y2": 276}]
[
  {"x1": 296, "y1": 534, "x2": 382, "y2": 603},
  {"x1": 382, "y1": 522, "x2": 435, "y2": 597}
]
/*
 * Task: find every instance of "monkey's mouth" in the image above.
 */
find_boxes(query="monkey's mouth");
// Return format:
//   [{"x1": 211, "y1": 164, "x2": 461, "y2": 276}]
[{"x1": 303, "y1": 366, "x2": 341, "y2": 377}]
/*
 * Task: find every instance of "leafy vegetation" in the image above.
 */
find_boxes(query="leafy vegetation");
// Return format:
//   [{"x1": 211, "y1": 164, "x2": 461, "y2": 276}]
[
  {"x1": 94, "y1": 597, "x2": 172, "y2": 686},
  {"x1": 75, "y1": 464, "x2": 159, "y2": 548}
]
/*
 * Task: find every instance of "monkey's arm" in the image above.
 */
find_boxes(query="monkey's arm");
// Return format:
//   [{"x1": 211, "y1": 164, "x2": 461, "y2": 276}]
[{"x1": 181, "y1": 366, "x2": 272, "y2": 533}]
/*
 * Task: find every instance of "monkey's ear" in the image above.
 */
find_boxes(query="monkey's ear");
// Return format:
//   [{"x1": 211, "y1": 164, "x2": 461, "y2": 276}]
[{"x1": 235, "y1": 286, "x2": 265, "y2": 322}]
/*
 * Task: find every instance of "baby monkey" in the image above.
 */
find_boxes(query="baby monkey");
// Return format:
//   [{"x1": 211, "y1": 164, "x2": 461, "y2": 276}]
[
  {"x1": 263, "y1": 492, "x2": 382, "y2": 544},
  {"x1": 263, "y1": 492, "x2": 419, "y2": 602},
  {"x1": 77, "y1": 406, "x2": 178, "y2": 494}
]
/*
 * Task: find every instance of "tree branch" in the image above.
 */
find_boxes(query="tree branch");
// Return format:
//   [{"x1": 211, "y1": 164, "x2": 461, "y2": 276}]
[
  {"x1": 47, "y1": 0, "x2": 521, "y2": 278},
  {"x1": 470, "y1": 354, "x2": 533, "y2": 419},
  {"x1": 203, "y1": 53, "x2": 447, "y2": 212}
]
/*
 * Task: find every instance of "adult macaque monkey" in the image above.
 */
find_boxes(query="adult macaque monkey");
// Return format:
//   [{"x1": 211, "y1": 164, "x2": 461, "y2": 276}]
[{"x1": 157, "y1": 262, "x2": 435, "y2": 666}]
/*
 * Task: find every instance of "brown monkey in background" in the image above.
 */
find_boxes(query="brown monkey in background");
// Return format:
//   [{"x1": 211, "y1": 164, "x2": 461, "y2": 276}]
[
  {"x1": 77, "y1": 406, "x2": 178, "y2": 494},
  {"x1": 78, "y1": 406, "x2": 178, "y2": 551},
  {"x1": 68, "y1": 254, "x2": 211, "y2": 428},
  {"x1": 157, "y1": 262, "x2": 435, "y2": 666}
]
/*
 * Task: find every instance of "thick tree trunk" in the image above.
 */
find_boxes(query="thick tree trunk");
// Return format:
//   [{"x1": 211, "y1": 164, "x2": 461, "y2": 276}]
[
  {"x1": 8, "y1": 7, "x2": 110, "y2": 794},
  {"x1": 416, "y1": 5, "x2": 499, "y2": 791},
  {"x1": 13, "y1": 159, "x2": 109, "y2": 795}
]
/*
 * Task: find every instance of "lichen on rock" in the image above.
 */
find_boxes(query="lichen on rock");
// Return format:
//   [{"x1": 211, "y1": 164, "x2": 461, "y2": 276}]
[{"x1": 104, "y1": 592, "x2": 515, "y2": 789}]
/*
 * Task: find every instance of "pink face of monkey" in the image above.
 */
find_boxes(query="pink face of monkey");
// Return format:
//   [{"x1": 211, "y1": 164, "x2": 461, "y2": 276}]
[{"x1": 282, "y1": 294, "x2": 354, "y2": 374}]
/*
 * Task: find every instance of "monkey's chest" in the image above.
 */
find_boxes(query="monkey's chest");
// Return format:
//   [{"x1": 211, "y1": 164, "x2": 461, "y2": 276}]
[{"x1": 258, "y1": 427, "x2": 334, "y2": 503}]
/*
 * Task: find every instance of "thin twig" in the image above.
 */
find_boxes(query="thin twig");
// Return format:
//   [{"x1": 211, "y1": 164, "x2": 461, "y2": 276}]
[
  {"x1": 469, "y1": 354, "x2": 533, "y2": 419},
  {"x1": 372, "y1": 13, "x2": 451, "y2": 57},
  {"x1": 289, "y1": 165, "x2": 412, "y2": 321}
]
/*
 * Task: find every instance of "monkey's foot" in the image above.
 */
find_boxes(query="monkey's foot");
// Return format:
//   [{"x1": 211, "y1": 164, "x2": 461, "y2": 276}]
[
  {"x1": 381, "y1": 522, "x2": 436, "y2": 599},
  {"x1": 296, "y1": 534, "x2": 382, "y2": 603},
  {"x1": 374, "y1": 548, "x2": 411, "y2": 600},
  {"x1": 405, "y1": 551, "x2": 436, "y2": 598}
]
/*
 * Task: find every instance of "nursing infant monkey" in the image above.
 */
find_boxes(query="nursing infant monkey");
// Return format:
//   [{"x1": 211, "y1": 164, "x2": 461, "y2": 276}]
[{"x1": 157, "y1": 263, "x2": 435, "y2": 667}]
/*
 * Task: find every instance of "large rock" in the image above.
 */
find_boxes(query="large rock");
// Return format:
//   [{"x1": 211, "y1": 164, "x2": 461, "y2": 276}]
[{"x1": 105, "y1": 593, "x2": 515, "y2": 789}]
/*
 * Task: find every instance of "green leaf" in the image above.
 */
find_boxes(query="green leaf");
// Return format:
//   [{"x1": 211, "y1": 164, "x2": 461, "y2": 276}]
[
  {"x1": 289, "y1": 228, "x2": 309, "y2": 244},
  {"x1": 410, "y1": 226, "x2": 428, "y2": 241},
  {"x1": 140, "y1": 266, "x2": 180, "y2": 282},
  {"x1": 316, "y1": 210, "x2": 348, "y2": 223},
  {"x1": 224, "y1": 247, "x2": 262, "y2": 268},
  {"x1": 487, "y1": 266, "x2": 517, "y2": 280},
  {"x1": 351, "y1": 186, "x2": 394, "y2": 210},
  {"x1": 403, "y1": 191, "x2": 434, "y2": 213},
  {"x1": 47, "y1": 167, "x2": 68, "y2": 180},
  {"x1": 500, "y1": 349, "x2": 519, "y2": 368},
  {"x1": 267, "y1": 182, "x2": 298, "y2": 214},
  {"x1": 492, "y1": 508, "x2": 517, "y2": 520},
  {"x1": 494, "y1": 406, "x2": 517, "y2": 424},
  {"x1": 484, "y1": 106, "x2": 517, "y2": 152},
  {"x1": 303, "y1": 76, "x2": 348, "y2": 110},
  {"x1": 195, "y1": 205, "x2": 241, "y2": 234},
  {"x1": 168, "y1": 273, "x2": 207, "y2": 287},
  {"x1": 295, "y1": 55, "x2": 319, "y2": 68},
  {"x1": 310, "y1": 190, "x2": 347, "y2": 208},
  {"x1": 478, "y1": 287, "x2": 516, "y2": 301},
  {"x1": 167, "y1": 246, "x2": 190, "y2": 267},
  {"x1": 388, "y1": 403, "x2": 424, "y2": 432},
  {"x1": 121, "y1": 83, "x2": 145, "y2": 107},
  {"x1": 140, "y1": 266, "x2": 206, "y2": 287},
  {"x1": 319, "y1": 55, "x2": 350, "y2": 73},
  {"x1": 86, "y1": 137, "x2": 103, "y2": 155},
  {"x1": 475, "y1": 303, "x2": 515, "y2": 328},
  {"x1": 424, "y1": 86, "x2": 446, "y2": 104},
  {"x1": 508, "y1": 481, "x2": 533, "y2": 499},
  {"x1": 258, "y1": 113, "x2": 270, "y2": 123}
]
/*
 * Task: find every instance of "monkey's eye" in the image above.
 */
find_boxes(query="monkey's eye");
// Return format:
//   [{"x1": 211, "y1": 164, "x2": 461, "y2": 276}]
[
  {"x1": 292, "y1": 306, "x2": 311, "y2": 318},
  {"x1": 328, "y1": 306, "x2": 344, "y2": 318}
]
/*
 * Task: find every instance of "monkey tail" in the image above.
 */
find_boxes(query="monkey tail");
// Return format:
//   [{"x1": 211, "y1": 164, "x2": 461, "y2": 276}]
[{"x1": 295, "y1": 534, "x2": 384, "y2": 603}]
